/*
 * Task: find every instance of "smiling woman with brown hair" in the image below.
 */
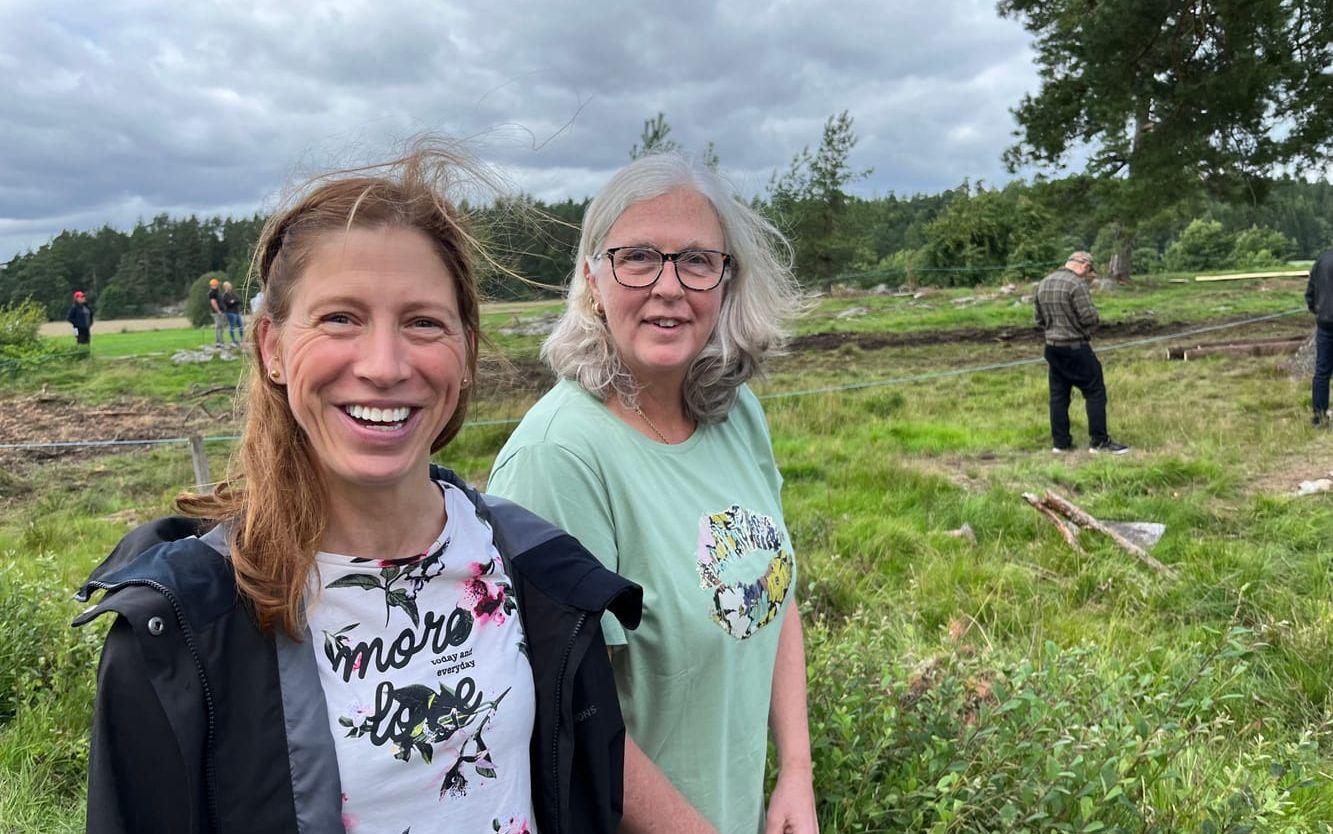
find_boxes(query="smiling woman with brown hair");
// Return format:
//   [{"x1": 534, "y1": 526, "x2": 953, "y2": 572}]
[{"x1": 75, "y1": 142, "x2": 640, "y2": 834}]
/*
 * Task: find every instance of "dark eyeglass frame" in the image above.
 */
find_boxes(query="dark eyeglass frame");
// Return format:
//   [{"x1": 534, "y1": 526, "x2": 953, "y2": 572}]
[{"x1": 601, "y1": 246, "x2": 733, "y2": 291}]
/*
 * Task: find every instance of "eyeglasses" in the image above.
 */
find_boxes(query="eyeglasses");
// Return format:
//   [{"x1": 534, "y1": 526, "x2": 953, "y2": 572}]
[{"x1": 600, "y1": 246, "x2": 732, "y2": 291}]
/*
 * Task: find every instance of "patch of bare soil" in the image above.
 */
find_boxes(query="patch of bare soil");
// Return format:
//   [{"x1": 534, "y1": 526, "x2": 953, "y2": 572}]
[
  {"x1": 0, "y1": 391, "x2": 220, "y2": 465},
  {"x1": 790, "y1": 315, "x2": 1289, "y2": 352},
  {"x1": 908, "y1": 452, "x2": 1014, "y2": 492},
  {"x1": 1246, "y1": 448, "x2": 1333, "y2": 496},
  {"x1": 0, "y1": 356, "x2": 553, "y2": 466}
]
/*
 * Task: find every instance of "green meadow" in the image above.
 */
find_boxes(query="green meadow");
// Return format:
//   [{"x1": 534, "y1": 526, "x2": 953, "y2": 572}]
[{"x1": 2, "y1": 277, "x2": 1330, "y2": 832}]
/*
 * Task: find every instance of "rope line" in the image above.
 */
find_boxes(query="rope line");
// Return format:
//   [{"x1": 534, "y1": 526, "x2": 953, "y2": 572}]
[{"x1": 1, "y1": 308, "x2": 1308, "y2": 451}]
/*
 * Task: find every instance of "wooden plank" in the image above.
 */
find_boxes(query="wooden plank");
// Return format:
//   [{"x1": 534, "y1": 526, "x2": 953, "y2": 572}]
[{"x1": 1193, "y1": 270, "x2": 1307, "y2": 282}]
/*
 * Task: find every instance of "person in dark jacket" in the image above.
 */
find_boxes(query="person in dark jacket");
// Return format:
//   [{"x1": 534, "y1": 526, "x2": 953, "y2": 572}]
[
  {"x1": 67, "y1": 290, "x2": 94, "y2": 345},
  {"x1": 219, "y1": 280, "x2": 244, "y2": 345},
  {"x1": 1305, "y1": 248, "x2": 1333, "y2": 426},
  {"x1": 77, "y1": 143, "x2": 640, "y2": 834}
]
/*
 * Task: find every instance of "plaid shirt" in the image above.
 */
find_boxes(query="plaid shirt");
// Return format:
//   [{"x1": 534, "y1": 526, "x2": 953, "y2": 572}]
[{"x1": 1035, "y1": 268, "x2": 1099, "y2": 345}]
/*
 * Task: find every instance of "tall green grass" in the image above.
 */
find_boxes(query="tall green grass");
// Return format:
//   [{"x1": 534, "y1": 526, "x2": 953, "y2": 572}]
[{"x1": 2, "y1": 282, "x2": 1329, "y2": 832}]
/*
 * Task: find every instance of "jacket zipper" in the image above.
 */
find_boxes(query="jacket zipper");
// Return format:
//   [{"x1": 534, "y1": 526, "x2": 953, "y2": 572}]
[
  {"x1": 85, "y1": 578, "x2": 221, "y2": 833},
  {"x1": 550, "y1": 610, "x2": 588, "y2": 834}
]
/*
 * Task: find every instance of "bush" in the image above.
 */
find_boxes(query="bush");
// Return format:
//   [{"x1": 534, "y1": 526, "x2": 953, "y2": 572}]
[
  {"x1": 0, "y1": 558, "x2": 102, "y2": 729},
  {"x1": 802, "y1": 618, "x2": 1333, "y2": 832},
  {"x1": 1132, "y1": 246, "x2": 1163, "y2": 275},
  {"x1": 0, "y1": 300, "x2": 45, "y2": 348},
  {"x1": 1164, "y1": 219, "x2": 1234, "y2": 272},
  {"x1": 0, "y1": 301, "x2": 78, "y2": 376},
  {"x1": 94, "y1": 282, "x2": 134, "y2": 320},
  {"x1": 1229, "y1": 226, "x2": 1294, "y2": 269},
  {"x1": 186, "y1": 271, "x2": 227, "y2": 328}
]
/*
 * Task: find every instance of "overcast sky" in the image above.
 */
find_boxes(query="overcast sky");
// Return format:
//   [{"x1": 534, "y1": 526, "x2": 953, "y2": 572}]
[{"x1": 0, "y1": 0, "x2": 1044, "y2": 262}]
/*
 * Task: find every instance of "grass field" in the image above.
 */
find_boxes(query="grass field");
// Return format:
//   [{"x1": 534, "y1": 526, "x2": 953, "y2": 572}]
[{"x1": 2, "y1": 277, "x2": 1331, "y2": 832}]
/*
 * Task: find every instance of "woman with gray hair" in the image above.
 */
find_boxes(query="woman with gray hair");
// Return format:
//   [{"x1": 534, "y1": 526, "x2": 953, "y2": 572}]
[{"x1": 488, "y1": 153, "x2": 817, "y2": 834}]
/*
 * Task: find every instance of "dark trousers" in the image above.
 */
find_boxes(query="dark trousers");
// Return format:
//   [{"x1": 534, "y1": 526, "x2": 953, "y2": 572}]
[
  {"x1": 1314, "y1": 323, "x2": 1333, "y2": 415},
  {"x1": 75, "y1": 327, "x2": 90, "y2": 345},
  {"x1": 1045, "y1": 343, "x2": 1108, "y2": 448}
]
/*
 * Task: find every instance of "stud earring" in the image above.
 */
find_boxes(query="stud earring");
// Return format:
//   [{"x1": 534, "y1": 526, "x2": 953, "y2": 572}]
[
  {"x1": 588, "y1": 294, "x2": 603, "y2": 318},
  {"x1": 268, "y1": 366, "x2": 281, "y2": 382}
]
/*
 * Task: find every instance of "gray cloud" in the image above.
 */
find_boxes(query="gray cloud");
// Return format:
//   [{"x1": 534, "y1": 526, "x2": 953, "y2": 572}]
[{"x1": 0, "y1": 0, "x2": 1039, "y2": 260}]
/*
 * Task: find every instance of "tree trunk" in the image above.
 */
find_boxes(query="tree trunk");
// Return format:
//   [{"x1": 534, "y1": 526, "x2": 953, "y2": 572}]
[{"x1": 1109, "y1": 226, "x2": 1134, "y2": 283}]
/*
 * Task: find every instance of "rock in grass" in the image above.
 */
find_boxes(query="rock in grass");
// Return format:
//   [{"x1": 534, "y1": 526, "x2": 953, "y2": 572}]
[
  {"x1": 945, "y1": 523, "x2": 977, "y2": 545},
  {"x1": 1294, "y1": 478, "x2": 1332, "y2": 497},
  {"x1": 1103, "y1": 522, "x2": 1166, "y2": 550}
]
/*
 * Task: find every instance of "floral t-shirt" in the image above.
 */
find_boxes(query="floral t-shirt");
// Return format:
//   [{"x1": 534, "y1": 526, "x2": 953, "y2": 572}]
[{"x1": 306, "y1": 480, "x2": 536, "y2": 834}]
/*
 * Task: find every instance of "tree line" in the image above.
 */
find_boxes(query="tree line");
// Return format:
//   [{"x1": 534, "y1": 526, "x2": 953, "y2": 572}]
[
  {"x1": 4, "y1": 0, "x2": 1330, "y2": 319},
  {"x1": 3, "y1": 153, "x2": 1328, "y2": 321}
]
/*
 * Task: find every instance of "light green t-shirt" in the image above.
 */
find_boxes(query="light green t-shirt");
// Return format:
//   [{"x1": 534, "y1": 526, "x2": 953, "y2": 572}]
[{"x1": 487, "y1": 379, "x2": 795, "y2": 834}]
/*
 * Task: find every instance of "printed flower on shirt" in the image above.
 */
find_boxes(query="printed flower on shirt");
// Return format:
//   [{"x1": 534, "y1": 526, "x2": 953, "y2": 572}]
[
  {"x1": 696, "y1": 504, "x2": 794, "y2": 640},
  {"x1": 329, "y1": 541, "x2": 450, "y2": 626},
  {"x1": 463, "y1": 558, "x2": 518, "y2": 626}
]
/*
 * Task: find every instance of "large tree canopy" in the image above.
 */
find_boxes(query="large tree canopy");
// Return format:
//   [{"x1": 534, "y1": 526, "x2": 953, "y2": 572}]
[{"x1": 999, "y1": 0, "x2": 1333, "y2": 278}]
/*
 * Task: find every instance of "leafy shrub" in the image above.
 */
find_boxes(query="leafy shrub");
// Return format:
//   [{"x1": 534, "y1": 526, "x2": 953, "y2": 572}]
[
  {"x1": 93, "y1": 282, "x2": 134, "y2": 319},
  {"x1": 1229, "y1": 226, "x2": 1294, "y2": 269},
  {"x1": 0, "y1": 301, "x2": 81, "y2": 376},
  {"x1": 0, "y1": 300, "x2": 45, "y2": 348},
  {"x1": 0, "y1": 557, "x2": 102, "y2": 728},
  {"x1": 1132, "y1": 246, "x2": 1163, "y2": 275},
  {"x1": 0, "y1": 556, "x2": 104, "y2": 801},
  {"x1": 802, "y1": 616, "x2": 1333, "y2": 832},
  {"x1": 1164, "y1": 219, "x2": 1234, "y2": 272}
]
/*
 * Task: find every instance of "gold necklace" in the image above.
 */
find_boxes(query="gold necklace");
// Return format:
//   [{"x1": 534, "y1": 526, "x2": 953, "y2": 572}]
[{"x1": 633, "y1": 405, "x2": 671, "y2": 444}]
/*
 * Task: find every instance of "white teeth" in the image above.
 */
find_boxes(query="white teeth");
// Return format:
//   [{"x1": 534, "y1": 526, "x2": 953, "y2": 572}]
[
  {"x1": 651, "y1": 318, "x2": 680, "y2": 327},
  {"x1": 345, "y1": 405, "x2": 411, "y2": 423}
]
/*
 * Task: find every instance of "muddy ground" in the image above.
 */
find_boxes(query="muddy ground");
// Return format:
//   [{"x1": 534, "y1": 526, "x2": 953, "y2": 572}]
[
  {"x1": 788, "y1": 313, "x2": 1301, "y2": 352},
  {"x1": 0, "y1": 355, "x2": 554, "y2": 468},
  {"x1": 0, "y1": 314, "x2": 1314, "y2": 476}
]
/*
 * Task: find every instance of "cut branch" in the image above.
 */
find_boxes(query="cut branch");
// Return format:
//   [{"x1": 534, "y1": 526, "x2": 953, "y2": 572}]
[
  {"x1": 1042, "y1": 490, "x2": 1175, "y2": 576},
  {"x1": 1022, "y1": 492, "x2": 1084, "y2": 554}
]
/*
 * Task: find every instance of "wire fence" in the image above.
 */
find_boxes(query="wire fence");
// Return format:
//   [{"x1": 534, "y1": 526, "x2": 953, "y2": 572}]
[{"x1": 0, "y1": 307, "x2": 1308, "y2": 453}]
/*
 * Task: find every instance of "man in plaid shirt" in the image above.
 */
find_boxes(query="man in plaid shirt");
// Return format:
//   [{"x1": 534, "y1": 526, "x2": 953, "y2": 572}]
[{"x1": 1035, "y1": 251, "x2": 1130, "y2": 454}]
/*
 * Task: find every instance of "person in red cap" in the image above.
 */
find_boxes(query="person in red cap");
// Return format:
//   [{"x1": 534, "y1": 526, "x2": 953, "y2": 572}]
[{"x1": 67, "y1": 290, "x2": 94, "y2": 346}]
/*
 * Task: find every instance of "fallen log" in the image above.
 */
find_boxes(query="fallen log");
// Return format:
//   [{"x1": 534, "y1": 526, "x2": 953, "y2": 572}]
[
  {"x1": 1022, "y1": 492, "x2": 1083, "y2": 554},
  {"x1": 1166, "y1": 337, "x2": 1305, "y2": 361},
  {"x1": 1042, "y1": 491, "x2": 1175, "y2": 576}
]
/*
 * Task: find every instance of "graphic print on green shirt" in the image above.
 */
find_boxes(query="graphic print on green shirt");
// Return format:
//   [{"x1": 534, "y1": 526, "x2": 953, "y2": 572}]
[
  {"x1": 488, "y1": 380, "x2": 793, "y2": 834},
  {"x1": 697, "y1": 504, "x2": 793, "y2": 640}
]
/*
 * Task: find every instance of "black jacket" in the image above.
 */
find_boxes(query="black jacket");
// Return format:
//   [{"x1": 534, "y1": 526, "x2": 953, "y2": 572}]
[
  {"x1": 67, "y1": 302, "x2": 94, "y2": 330},
  {"x1": 1307, "y1": 249, "x2": 1333, "y2": 325},
  {"x1": 75, "y1": 467, "x2": 641, "y2": 834}
]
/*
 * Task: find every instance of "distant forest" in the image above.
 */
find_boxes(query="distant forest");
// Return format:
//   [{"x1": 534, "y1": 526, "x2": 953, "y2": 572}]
[{"x1": 3, "y1": 173, "x2": 1330, "y2": 321}]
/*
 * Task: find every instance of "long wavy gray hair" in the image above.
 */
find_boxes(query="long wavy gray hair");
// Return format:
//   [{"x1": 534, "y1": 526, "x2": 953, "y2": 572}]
[{"x1": 542, "y1": 153, "x2": 802, "y2": 423}]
